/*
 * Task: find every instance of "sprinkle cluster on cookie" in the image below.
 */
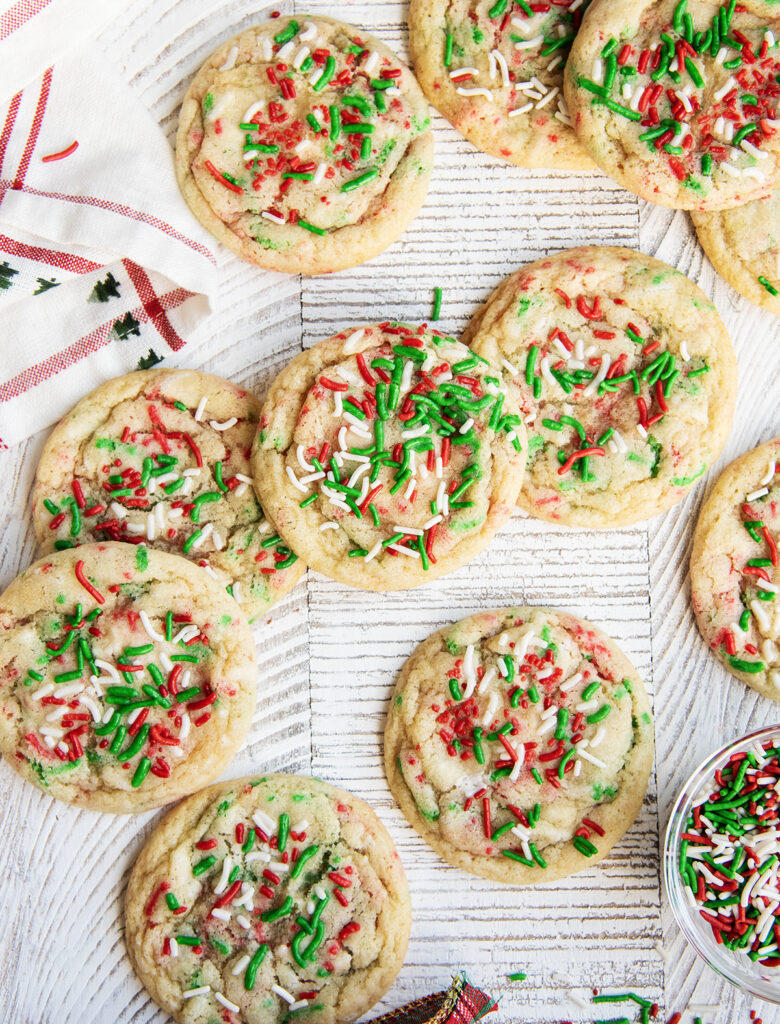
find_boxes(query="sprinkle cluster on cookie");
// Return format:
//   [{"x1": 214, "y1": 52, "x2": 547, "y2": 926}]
[
  {"x1": 192, "y1": 17, "x2": 431, "y2": 238},
  {"x1": 266, "y1": 323, "x2": 522, "y2": 571},
  {"x1": 397, "y1": 610, "x2": 645, "y2": 866},
  {"x1": 36, "y1": 384, "x2": 297, "y2": 610},
  {"x1": 570, "y1": 0, "x2": 780, "y2": 196},
  {"x1": 715, "y1": 447, "x2": 779, "y2": 681},
  {"x1": 145, "y1": 780, "x2": 388, "y2": 1019},
  {"x1": 8, "y1": 554, "x2": 240, "y2": 793},
  {"x1": 438, "y1": 0, "x2": 592, "y2": 133}
]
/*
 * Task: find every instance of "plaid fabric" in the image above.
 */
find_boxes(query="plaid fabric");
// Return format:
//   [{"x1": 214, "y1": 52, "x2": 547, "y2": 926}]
[{"x1": 369, "y1": 974, "x2": 498, "y2": 1024}]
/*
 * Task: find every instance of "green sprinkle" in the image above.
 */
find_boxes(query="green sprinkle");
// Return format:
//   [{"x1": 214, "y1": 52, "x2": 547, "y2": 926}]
[
  {"x1": 329, "y1": 105, "x2": 341, "y2": 140},
  {"x1": 587, "y1": 704, "x2": 611, "y2": 724},
  {"x1": 432, "y1": 286, "x2": 443, "y2": 321},
  {"x1": 759, "y1": 276, "x2": 779, "y2": 296},
  {"x1": 307, "y1": 113, "x2": 322, "y2": 132},
  {"x1": 449, "y1": 678, "x2": 463, "y2": 701},
  {"x1": 298, "y1": 219, "x2": 327, "y2": 236},
  {"x1": 131, "y1": 757, "x2": 151, "y2": 787},
  {"x1": 341, "y1": 168, "x2": 379, "y2": 191},
  {"x1": 278, "y1": 812, "x2": 290, "y2": 852},
  {"x1": 444, "y1": 32, "x2": 454, "y2": 66},
  {"x1": 728, "y1": 656, "x2": 765, "y2": 673},
  {"x1": 261, "y1": 895, "x2": 294, "y2": 922},
  {"x1": 244, "y1": 943, "x2": 268, "y2": 990},
  {"x1": 274, "y1": 20, "x2": 299, "y2": 45},
  {"x1": 313, "y1": 56, "x2": 336, "y2": 92},
  {"x1": 507, "y1": 971, "x2": 527, "y2": 982}
]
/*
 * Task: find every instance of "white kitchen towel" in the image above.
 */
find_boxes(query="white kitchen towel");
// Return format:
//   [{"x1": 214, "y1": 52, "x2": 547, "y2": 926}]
[{"x1": 0, "y1": 34, "x2": 220, "y2": 447}]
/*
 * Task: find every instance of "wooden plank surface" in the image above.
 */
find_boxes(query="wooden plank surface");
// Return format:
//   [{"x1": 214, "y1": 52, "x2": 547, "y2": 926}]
[{"x1": 0, "y1": 0, "x2": 778, "y2": 1021}]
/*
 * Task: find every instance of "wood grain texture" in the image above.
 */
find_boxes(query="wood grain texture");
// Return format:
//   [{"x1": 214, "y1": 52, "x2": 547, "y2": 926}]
[{"x1": 0, "y1": 0, "x2": 776, "y2": 1020}]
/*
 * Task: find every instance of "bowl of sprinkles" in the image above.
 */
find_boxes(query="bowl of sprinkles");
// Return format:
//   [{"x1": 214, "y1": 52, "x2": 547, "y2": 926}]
[{"x1": 665, "y1": 725, "x2": 780, "y2": 1002}]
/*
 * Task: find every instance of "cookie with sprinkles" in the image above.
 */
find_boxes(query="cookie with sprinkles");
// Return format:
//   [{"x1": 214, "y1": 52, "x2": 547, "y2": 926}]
[
  {"x1": 31, "y1": 370, "x2": 304, "y2": 623},
  {"x1": 692, "y1": 187, "x2": 780, "y2": 312},
  {"x1": 0, "y1": 543, "x2": 256, "y2": 812},
  {"x1": 176, "y1": 16, "x2": 434, "y2": 274},
  {"x1": 409, "y1": 0, "x2": 596, "y2": 168},
  {"x1": 251, "y1": 323, "x2": 526, "y2": 590},
  {"x1": 565, "y1": 0, "x2": 780, "y2": 210},
  {"x1": 691, "y1": 438, "x2": 780, "y2": 700},
  {"x1": 467, "y1": 246, "x2": 737, "y2": 528},
  {"x1": 125, "y1": 773, "x2": 410, "y2": 1023},
  {"x1": 384, "y1": 607, "x2": 654, "y2": 883}
]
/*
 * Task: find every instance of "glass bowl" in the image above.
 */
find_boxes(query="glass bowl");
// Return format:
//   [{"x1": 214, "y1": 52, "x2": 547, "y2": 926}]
[{"x1": 664, "y1": 724, "x2": 780, "y2": 1004}]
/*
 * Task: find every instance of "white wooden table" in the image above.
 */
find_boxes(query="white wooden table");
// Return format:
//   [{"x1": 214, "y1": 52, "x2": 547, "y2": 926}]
[{"x1": 1, "y1": 2, "x2": 779, "y2": 1021}]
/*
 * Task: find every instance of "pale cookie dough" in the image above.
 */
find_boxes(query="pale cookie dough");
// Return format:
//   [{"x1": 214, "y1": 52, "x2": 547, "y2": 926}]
[
  {"x1": 125, "y1": 773, "x2": 411, "y2": 1024},
  {"x1": 409, "y1": 0, "x2": 595, "y2": 168},
  {"x1": 692, "y1": 188, "x2": 780, "y2": 313},
  {"x1": 31, "y1": 370, "x2": 304, "y2": 624},
  {"x1": 251, "y1": 323, "x2": 526, "y2": 591},
  {"x1": 0, "y1": 544, "x2": 256, "y2": 813},
  {"x1": 467, "y1": 246, "x2": 737, "y2": 528},
  {"x1": 384, "y1": 607, "x2": 654, "y2": 884},
  {"x1": 565, "y1": 0, "x2": 780, "y2": 210},
  {"x1": 176, "y1": 16, "x2": 434, "y2": 274},
  {"x1": 691, "y1": 438, "x2": 780, "y2": 700}
]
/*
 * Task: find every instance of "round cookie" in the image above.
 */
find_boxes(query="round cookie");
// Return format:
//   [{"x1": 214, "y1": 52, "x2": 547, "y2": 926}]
[
  {"x1": 467, "y1": 246, "x2": 737, "y2": 528},
  {"x1": 31, "y1": 370, "x2": 304, "y2": 623},
  {"x1": 0, "y1": 543, "x2": 256, "y2": 813},
  {"x1": 692, "y1": 188, "x2": 780, "y2": 313},
  {"x1": 125, "y1": 773, "x2": 410, "y2": 1024},
  {"x1": 251, "y1": 322, "x2": 526, "y2": 591},
  {"x1": 691, "y1": 438, "x2": 780, "y2": 700},
  {"x1": 409, "y1": 0, "x2": 595, "y2": 168},
  {"x1": 176, "y1": 16, "x2": 434, "y2": 274},
  {"x1": 565, "y1": 0, "x2": 780, "y2": 210},
  {"x1": 384, "y1": 607, "x2": 654, "y2": 884}
]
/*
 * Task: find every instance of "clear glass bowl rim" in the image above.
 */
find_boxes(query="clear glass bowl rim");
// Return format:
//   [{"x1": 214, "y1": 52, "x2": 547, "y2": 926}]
[{"x1": 664, "y1": 723, "x2": 780, "y2": 1005}]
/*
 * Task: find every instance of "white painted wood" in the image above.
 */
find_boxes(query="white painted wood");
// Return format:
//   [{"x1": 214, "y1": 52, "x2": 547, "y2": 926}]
[{"x1": 0, "y1": 0, "x2": 778, "y2": 1020}]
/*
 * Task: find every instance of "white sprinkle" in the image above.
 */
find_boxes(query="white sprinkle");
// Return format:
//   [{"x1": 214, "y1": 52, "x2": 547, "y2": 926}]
[
  {"x1": 290, "y1": 1000, "x2": 314, "y2": 1011},
  {"x1": 300, "y1": 21, "x2": 317, "y2": 42},
  {"x1": 547, "y1": 55, "x2": 564, "y2": 73},
  {"x1": 215, "y1": 993, "x2": 240, "y2": 1014},
  {"x1": 286, "y1": 466, "x2": 309, "y2": 493},
  {"x1": 183, "y1": 986, "x2": 211, "y2": 999},
  {"x1": 491, "y1": 49, "x2": 510, "y2": 88},
  {"x1": 236, "y1": 915, "x2": 252, "y2": 930},
  {"x1": 720, "y1": 161, "x2": 741, "y2": 177},
  {"x1": 501, "y1": 358, "x2": 518, "y2": 375},
  {"x1": 140, "y1": 611, "x2": 164, "y2": 642},
  {"x1": 516, "y1": 35, "x2": 544, "y2": 50},
  {"x1": 760, "y1": 460, "x2": 776, "y2": 486},
  {"x1": 456, "y1": 86, "x2": 493, "y2": 100},
  {"x1": 312, "y1": 162, "x2": 327, "y2": 186},
  {"x1": 743, "y1": 167, "x2": 767, "y2": 182},
  {"x1": 343, "y1": 328, "x2": 366, "y2": 354},
  {"x1": 450, "y1": 66, "x2": 479, "y2": 80},
  {"x1": 273, "y1": 985, "x2": 296, "y2": 1005},
  {"x1": 388, "y1": 543, "x2": 420, "y2": 558},
  {"x1": 742, "y1": 138, "x2": 769, "y2": 161},
  {"x1": 536, "y1": 86, "x2": 559, "y2": 109},
  {"x1": 591, "y1": 58, "x2": 604, "y2": 85},
  {"x1": 179, "y1": 714, "x2": 191, "y2": 742},
  {"x1": 189, "y1": 522, "x2": 212, "y2": 549},
  {"x1": 508, "y1": 102, "x2": 533, "y2": 116},
  {"x1": 747, "y1": 487, "x2": 769, "y2": 502},
  {"x1": 459, "y1": 417, "x2": 474, "y2": 434},
  {"x1": 31, "y1": 683, "x2": 55, "y2": 700},
  {"x1": 583, "y1": 354, "x2": 610, "y2": 396},
  {"x1": 219, "y1": 45, "x2": 238, "y2": 71},
  {"x1": 276, "y1": 39, "x2": 296, "y2": 60},
  {"x1": 243, "y1": 101, "x2": 264, "y2": 123},
  {"x1": 293, "y1": 45, "x2": 310, "y2": 69},
  {"x1": 423, "y1": 514, "x2": 443, "y2": 529},
  {"x1": 253, "y1": 809, "x2": 276, "y2": 834},
  {"x1": 261, "y1": 210, "x2": 286, "y2": 225},
  {"x1": 636, "y1": 423, "x2": 648, "y2": 440},
  {"x1": 210, "y1": 417, "x2": 237, "y2": 431},
  {"x1": 578, "y1": 748, "x2": 608, "y2": 769},
  {"x1": 363, "y1": 541, "x2": 383, "y2": 563},
  {"x1": 481, "y1": 691, "x2": 499, "y2": 726},
  {"x1": 320, "y1": 521, "x2": 339, "y2": 532},
  {"x1": 363, "y1": 50, "x2": 380, "y2": 75},
  {"x1": 194, "y1": 397, "x2": 207, "y2": 421},
  {"x1": 214, "y1": 855, "x2": 234, "y2": 896},
  {"x1": 210, "y1": 907, "x2": 231, "y2": 922}
]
